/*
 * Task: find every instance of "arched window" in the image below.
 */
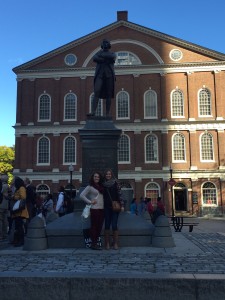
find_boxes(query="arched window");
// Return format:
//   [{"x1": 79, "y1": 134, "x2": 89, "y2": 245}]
[
  {"x1": 144, "y1": 90, "x2": 157, "y2": 119},
  {"x1": 38, "y1": 137, "x2": 50, "y2": 165},
  {"x1": 202, "y1": 182, "x2": 217, "y2": 206},
  {"x1": 90, "y1": 93, "x2": 103, "y2": 116},
  {"x1": 118, "y1": 134, "x2": 130, "y2": 163},
  {"x1": 145, "y1": 182, "x2": 160, "y2": 207},
  {"x1": 145, "y1": 134, "x2": 158, "y2": 162},
  {"x1": 36, "y1": 184, "x2": 50, "y2": 199},
  {"x1": 64, "y1": 93, "x2": 77, "y2": 120},
  {"x1": 171, "y1": 89, "x2": 184, "y2": 117},
  {"x1": 38, "y1": 94, "x2": 51, "y2": 121},
  {"x1": 198, "y1": 88, "x2": 211, "y2": 116},
  {"x1": 64, "y1": 136, "x2": 76, "y2": 164},
  {"x1": 172, "y1": 133, "x2": 186, "y2": 161},
  {"x1": 115, "y1": 51, "x2": 141, "y2": 65},
  {"x1": 200, "y1": 132, "x2": 214, "y2": 161},
  {"x1": 116, "y1": 91, "x2": 129, "y2": 119}
]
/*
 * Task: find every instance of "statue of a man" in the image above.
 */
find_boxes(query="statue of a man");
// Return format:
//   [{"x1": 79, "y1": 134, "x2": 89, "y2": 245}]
[{"x1": 88, "y1": 39, "x2": 116, "y2": 116}]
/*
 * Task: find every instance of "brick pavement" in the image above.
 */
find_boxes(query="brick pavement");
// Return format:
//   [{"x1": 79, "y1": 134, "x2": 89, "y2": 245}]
[{"x1": 0, "y1": 231, "x2": 225, "y2": 275}]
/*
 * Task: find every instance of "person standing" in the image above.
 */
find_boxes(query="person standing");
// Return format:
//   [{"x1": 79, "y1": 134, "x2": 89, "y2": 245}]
[
  {"x1": 12, "y1": 177, "x2": 29, "y2": 247},
  {"x1": 103, "y1": 169, "x2": 124, "y2": 250},
  {"x1": 80, "y1": 172, "x2": 104, "y2": 250},
  {"x1": 42, "y1": 193, "x2": 54, "y2": 222},
  {"x1": 0, "y1": 174, "x2": 9, "y2": 241},
  {"x1": 55, "y1": 186, "x2": 66, "y2": 217},
  {"x1": 24, "y1": 178, "x2": 36, "y2": 220}
]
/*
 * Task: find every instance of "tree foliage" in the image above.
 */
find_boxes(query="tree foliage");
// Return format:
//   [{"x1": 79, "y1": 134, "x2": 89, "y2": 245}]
[{"x1": 0, "y1": 145, "x2": 15, "y2": 184}]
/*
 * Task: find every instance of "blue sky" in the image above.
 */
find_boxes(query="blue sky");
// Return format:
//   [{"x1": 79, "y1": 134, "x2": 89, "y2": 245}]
[{"x1": 1, "y1": 0, "x2": 225, "y2": 147}]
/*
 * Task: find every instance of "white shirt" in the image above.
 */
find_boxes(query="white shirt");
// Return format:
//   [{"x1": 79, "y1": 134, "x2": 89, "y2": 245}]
[{"x1": 55, "y1": 192, "x2": 64, "y2": 212}]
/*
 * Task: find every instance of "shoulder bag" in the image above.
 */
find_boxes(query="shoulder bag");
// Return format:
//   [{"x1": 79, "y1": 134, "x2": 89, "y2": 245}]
[{"x1": 107, "y1": 189, "x2": 121, "y2": 212}]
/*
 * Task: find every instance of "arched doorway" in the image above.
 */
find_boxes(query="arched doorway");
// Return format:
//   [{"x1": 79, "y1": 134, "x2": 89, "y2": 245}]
[{"x1": 174, "y1": 182, "x2": 187, "y2": 211}]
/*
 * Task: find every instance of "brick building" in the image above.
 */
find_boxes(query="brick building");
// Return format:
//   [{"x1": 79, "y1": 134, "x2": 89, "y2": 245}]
[{"x1": 13, "y1": 11, "x2": 225, "y2": 216}]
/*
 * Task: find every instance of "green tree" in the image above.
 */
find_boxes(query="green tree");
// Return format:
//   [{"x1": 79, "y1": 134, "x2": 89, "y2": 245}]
[{"x1": 0, "y1": 145, "x2": 15, "y2": 184}]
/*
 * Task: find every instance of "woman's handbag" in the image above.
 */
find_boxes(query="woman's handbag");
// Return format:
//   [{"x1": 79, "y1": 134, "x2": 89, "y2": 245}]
[
  {"x1": 106, "y1": 189, "x2": 121, "y2": 212},
  {"x1": 112, "y1": 200, "x2": 121, "y2": 212},
  {"x1": 12, "y1": 199, "x2": 26, "y2": 212},
  {"x1": 81, "y1": 204, "x2": 91, "y2": 219}
]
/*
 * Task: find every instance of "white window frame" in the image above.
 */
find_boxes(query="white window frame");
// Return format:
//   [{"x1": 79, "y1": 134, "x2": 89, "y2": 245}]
[
  {"x1": 145, "y1": 182, "x2": 160, "y2": 207},
  {"x1": 200, "y1": 132, "x2": 214, "y2": 162},
  {"x1": 145, "y1": 134, "x2": 159, "y2": 163},
  {"x1": 201, "y1": 181, "x2": 217, "y2": 206},
  {"x1": 144, "y1": 90, "x2": 157, "y2": 119},
  {"x1": 64, "y1": 93, "x2": 77, "y2": 121},
  {"x1": 118, "y1": 134, "x2": 130, "y2": 164},
  {"x1": 198, "y1": 88, "x2": 212, "y2": 117},
  {"x1": 116, "y1": 91, "x2": 130, "y2": 120},
  {"x1": 38, "y1": 94, "x2": 51, "y2": 122},
  {"x1": 115, "y1": 51, "x2": 141, "y2": 65},
  {"x1": 37, "y1": 136, "x2": 50, "y2": 165},
  {"x1": 171, "y1": 89, "x2": 184, "y2": 118},
  {"x1": 63, "y1": 136, "x2": 76, "y2": 165},
  {"x1": 172, "y1": 133, "x2": 186, "y2": 162}
]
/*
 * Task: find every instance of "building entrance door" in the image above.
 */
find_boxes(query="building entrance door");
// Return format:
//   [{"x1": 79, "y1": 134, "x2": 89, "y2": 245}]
[{"x1": 174, "y1": 189, "x2": 187, "y2": 211}]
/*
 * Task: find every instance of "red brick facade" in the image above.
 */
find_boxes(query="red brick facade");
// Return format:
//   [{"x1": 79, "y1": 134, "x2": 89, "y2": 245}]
[{"x1": 13, "y1": 11, "x2": 225, "y2": 216}]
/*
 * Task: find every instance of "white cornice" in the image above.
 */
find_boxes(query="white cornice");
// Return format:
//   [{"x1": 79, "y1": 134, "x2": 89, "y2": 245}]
[
  {"x1": 15, "y1": 62, "x2": 225, "y2": 80},
  {"x1": 14, "y1": 121, "x2": 225, "y2": 136}
]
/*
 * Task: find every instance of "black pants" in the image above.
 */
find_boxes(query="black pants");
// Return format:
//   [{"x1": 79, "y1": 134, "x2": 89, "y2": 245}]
[{"x1": 14, "y1": 216, "x2": 25, "y2": 245}]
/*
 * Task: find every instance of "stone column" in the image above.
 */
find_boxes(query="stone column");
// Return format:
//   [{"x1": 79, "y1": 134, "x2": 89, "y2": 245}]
[{"x1": 79, "y1": 117, "x2": 121, "y2": 186}]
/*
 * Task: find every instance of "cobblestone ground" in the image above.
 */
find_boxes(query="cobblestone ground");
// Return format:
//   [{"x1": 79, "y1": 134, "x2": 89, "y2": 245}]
[{"x1": 0, "y1": 232, "x2": 225, "y2": 275}]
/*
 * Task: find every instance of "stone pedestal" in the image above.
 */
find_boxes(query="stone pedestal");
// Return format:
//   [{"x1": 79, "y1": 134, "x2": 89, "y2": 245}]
[
  {"x1": 23, "y1": 216, "x2": 47, "y2": 251},
  {"x1": 152, "y1": 215, "x2": 175, "y2": 248},
  {"x1": 78, "y1": 116, "x2": 121, "y2": 186}
]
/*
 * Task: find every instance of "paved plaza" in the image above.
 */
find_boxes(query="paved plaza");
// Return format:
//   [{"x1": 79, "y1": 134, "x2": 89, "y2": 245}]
[{"x1": 0, "y1": 218, "x2": 225, "y2": 275}]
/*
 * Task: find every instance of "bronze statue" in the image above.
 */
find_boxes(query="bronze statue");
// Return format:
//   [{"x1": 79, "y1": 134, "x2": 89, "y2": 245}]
[{"x1": 88, "y1": 39, "x2": 116, "y2": 117}]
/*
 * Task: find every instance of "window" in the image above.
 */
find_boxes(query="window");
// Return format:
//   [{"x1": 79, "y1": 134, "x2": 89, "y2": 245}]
[
  {"x1": 64, "y1": 93, "x2": 77, "y2": 120},
  {"x1": 169, "y1": 49, "x2": 183, "y2": 61},
  {"x1": 172, "y1": 133, "x2": 186, "y2": 161},
  {"x1": 116, "y1": 91, "x2": 129, "y2": 119},
  {"x1": 115, "y1": 52, "x2": 141, "y2": 65},
  {"x1": 38, "y1": 137, "x2": 50, "y2": 165},
  {"x1": 36, "y1": 184, "x2": 50, "y2": 200},
  {"x1": 144, "y1": 90, "x2": 157, "y2": 119},
  {"x1": 90, "y1": 94, "x2": 103, "y2": 116},
  {"x1": 198, "y1": 88, "x2": 211, "y2": 116},
  {"x1": 145, "y1": 182, "x2": 160, "y2": 207},
  {"x1": 39, "y1": 94, "x2": 51, "y2": 121},
  {"x1": 171, "y1": 90, "x2": 184, "y2": 117},
  {"x1": 118, "y1": 134, "x2": 130, "y2": 163},
  {"x1": 64, "y1": 136, "x2": 76, "y2": 164},
  {"x1": 202, "y1": 182, "x2": 217, "y2": 206},
  {"x1": 64, "y1": 54, "x2": 77, "y2": 66},
  {"x1": 145, "y1": 134, "x2": 158, "y2": 162},
  {"x1": 200, "y1": 132, "x2": 214, "y2": 161}
]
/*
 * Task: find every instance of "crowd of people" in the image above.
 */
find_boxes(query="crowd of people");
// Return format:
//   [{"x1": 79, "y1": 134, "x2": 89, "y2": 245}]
[
  {"x1": 0, "y1": 174, "x2": 73, "y2": 247},
  {"x1": 0, "y1": 171, "x2": 165, "y2": 250},
  {"x1": 130, "y1": 196, "x2": 165, "y2": 224}
]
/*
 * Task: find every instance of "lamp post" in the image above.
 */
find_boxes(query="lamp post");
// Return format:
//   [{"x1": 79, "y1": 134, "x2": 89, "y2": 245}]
[
  {"x1": 69, "y1": 164, "x2": 74, "y2": 206},
  {"x1": 169, "y1": 164, "x2": 175, "y2": 217}
]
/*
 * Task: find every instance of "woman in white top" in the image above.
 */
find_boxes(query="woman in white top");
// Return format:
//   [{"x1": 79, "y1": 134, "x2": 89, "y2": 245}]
[{"x1": 80, "y1": 172, "x2": 104, "y2": 250}]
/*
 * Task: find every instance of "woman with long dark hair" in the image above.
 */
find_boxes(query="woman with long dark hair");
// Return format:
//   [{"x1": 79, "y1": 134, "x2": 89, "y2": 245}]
[
  {"x1": 103, "y1": 169, "x2": 124, "y2": 250},
  {"x1": 12, "y1": 177, "x2": 29, "y2": 247},
  {"x1": 80, "y1": 172, "x2": 104, "y2": 250}
]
